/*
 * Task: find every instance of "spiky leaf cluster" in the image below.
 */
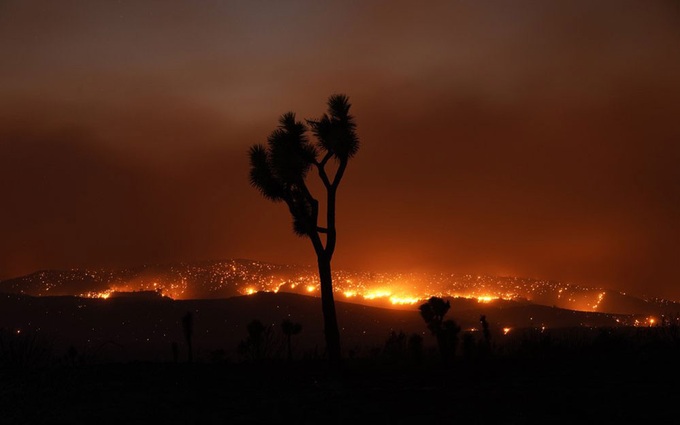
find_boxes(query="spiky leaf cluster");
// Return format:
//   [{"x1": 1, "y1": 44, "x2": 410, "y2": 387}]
[
  {"x1": 249, "y1": 113, "x2": 317, "y2": 236},
  {"x1": 307, "y1": 94, "x2": 359, "y2": 161},
  {"x1": 249, "y1": 94, "x2": 358, "y2": 238},
  {"x1": 419, "y1": 296, "x2": 451, "y2": 334}
]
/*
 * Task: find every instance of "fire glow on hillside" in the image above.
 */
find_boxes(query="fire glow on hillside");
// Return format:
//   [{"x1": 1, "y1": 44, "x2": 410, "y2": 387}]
[
  {"x1": 5, "y1": 260, "x2": 676, "y2": 316},
  {"x1": 56, "y1": 262, "x2": 604, "y2": 312}
]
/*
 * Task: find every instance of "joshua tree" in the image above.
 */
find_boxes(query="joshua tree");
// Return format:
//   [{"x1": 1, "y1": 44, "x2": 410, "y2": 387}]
[
  {"x1": 419, "y1": 297, "x2": 451, "y2": 333},
  {"x1": 248, "y1": 94, "x2": 359, "y2": 366},
  {"x1": 419, "y1": 296, "x2": 461, "y2": 362},
  {"x1": 182, "y1": 312, "x2": 194, "y2": 363},
  {"x1": 281, "y1": 319, "x2": 302, "y2": 361}
]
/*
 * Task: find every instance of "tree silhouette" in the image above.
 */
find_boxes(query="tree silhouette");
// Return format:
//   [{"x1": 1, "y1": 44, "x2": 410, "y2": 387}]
[
  {"x1": 480, "y1": 315, "x2": 491, "y2": 344},
  {"x1": 419, "y1": 296, "x2": 450, "y2": 334},
  {"x1": 248, "y1": 94, "x2": 359, "y2": 366},
  {"x1": 407, "y1": 333, "x2": 424, "y2": 364},
  {"x1": 441, "y1": 319, "x2": 462, "y2": 361},
  {"x1": 419, "y1": 297, "x2": 460, "y2": 362},
  {"x1": 181, "y1": 312, "x2": 194, "y2": 363},
  {"x1": 281, "y1": 319, "x2": 302, "y2": 361},
  {"x1": 479, "y1": 314, "x2": 492, "y2": 358}
]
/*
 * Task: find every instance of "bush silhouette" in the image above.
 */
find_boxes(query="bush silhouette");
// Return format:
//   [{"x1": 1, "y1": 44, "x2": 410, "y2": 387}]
[
  {"x1": 281, "y1": 319, "x2": 302, "y2": 361},
  {"x1": 0, "y1": 328, "x2": 52, "y2": 368},
  {"x1": 182, "y1": 312, "x2": 194, "y2": 363},
  {"x1": 462, "y1": 332, "x2": 476, "y2": 359},
  {"x1": 238, "y1": 319, "x2": 277, "y2": 362},
  {"x1": 407, "y1": 333, "x2": 424, "y2": 364},
  {"x1": 383, "y1": 330, "x2": 407, "y2": 361}
]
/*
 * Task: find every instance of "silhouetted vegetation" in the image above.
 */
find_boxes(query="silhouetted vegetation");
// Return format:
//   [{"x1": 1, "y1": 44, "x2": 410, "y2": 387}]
[
  {"x1": 479, "y1": 314, "x2": 492, "y2": 358},
  {"x1": 383, "y1": 330, "x2": 407, "y2": 361},
  {"x1": 281, "y1": 319, "x2": 302, "y2": 361},
  {"x1": 182, "y1": 311, "x2": 194, "y2": 363},
  {"x1": 3, "y1": 296, "x2": 680, "y2": 424},
  {"x1": 238, "y1": 319, "x2": 277, "y2": 362},
  {"x1": 0, "y1": 328, "x2": 52, "y2": 368},
  {"x1": 248, "y1": 94, "x2": 360, "y2": 366},
  {"x1": 419, "y1": 297, "x2": 461, "y2": 362},
  {"x1": 480, "y1": 315, "x2": 491, "y2": 344},
  {"x1": 407, "y1": 333, "x2": 424, "y2": 364}
]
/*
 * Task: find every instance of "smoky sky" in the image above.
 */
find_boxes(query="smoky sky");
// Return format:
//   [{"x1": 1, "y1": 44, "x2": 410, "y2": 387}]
[{"x1": 1, "y1": 1, "x2": 679, "y2": 298}]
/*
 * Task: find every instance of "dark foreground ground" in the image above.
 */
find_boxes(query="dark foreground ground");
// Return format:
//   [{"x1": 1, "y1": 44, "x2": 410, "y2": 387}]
[{"x1": 2, "y1": 348, "x2": 679, "y2": 425}]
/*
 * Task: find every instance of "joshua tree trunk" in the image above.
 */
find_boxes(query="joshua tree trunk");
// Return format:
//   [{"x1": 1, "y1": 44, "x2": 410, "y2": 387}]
[{"x1": 317, "y1": 254, "x2": 341, "y2": 364}]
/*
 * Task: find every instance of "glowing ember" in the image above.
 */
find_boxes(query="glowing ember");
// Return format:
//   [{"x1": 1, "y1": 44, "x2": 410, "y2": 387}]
[
  {"x1": 306, "y1": 285, "x2": 316, "y2": 293},
  {"x1": 591, "y1": 292, "x2": 606, "y2": 310},
  {"x1": 503, "y1": 327, "x2": 511, "y2": 335}
]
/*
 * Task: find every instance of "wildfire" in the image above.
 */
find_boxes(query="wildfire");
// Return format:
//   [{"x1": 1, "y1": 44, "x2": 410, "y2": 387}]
[
  {"x1": 591, "y1": 292, "x2": 606, "y2": 310},
  {"x1": 389, "y1": 296, "x2": 420, "y2": 305},
  {"x1": 80, "y1": 290, "x2": 113, "y2": 299},
  {"x1": 363, "y1": 290, "x2": 392, "y2": 300},
  {"x1": 476, "y1": 295, "x2": 498, "y2": 303}
]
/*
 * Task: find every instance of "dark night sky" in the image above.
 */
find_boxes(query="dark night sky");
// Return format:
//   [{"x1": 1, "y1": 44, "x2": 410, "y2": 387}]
[{"x1": 1, "y1": 1, "x2": 679, "y2": 298}]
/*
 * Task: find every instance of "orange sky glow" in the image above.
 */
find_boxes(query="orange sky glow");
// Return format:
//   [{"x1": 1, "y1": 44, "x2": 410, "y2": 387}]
[{"x1": 1, "y1": 1, "x2": 679, "y2": 299}]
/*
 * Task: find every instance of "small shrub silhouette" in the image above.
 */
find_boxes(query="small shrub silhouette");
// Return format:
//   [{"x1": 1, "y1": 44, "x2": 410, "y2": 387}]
[
  {"x1": 383, "y1": 330, "x2": 407, "y2": 361},
  {"x1": 238, "y1": 319, "x2": 277, "y2": 362},
  {"x1": 0, "y1": 328, "x2": 52, "y2": 367},
  {"x1": 281, "y1": 319, "x2": 302, "y2": 361},
  {"x1": 407, "y1": 333, "x2": 424, "y2": 364},
  {"x1": 182, "y1": 312, "x2": 194, "y2": 363}
]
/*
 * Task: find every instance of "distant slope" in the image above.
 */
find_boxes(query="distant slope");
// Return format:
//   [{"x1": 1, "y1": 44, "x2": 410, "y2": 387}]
[
  {"x1": 0, "y1": 259, "x2": 676, "y2": 315},
  {"x1": 0, "y1": 291, "x2": 634, "y2": 362}
]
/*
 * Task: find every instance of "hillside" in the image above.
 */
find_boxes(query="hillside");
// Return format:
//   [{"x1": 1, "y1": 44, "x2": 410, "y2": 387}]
[{"x1": 0, "y1": 291, "x2": 634, "y2": 363}]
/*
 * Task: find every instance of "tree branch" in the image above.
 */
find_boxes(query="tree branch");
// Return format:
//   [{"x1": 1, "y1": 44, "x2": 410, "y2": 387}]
[
  {"x1": 331, "y1": 159, "x2": 348, "y2": 190},
  {"x1": 316, "y1": 162, "x2": 332, "y2": 190},
  {"x1": 319, "y1": 151, "x2": 333, "y2": 167}
]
